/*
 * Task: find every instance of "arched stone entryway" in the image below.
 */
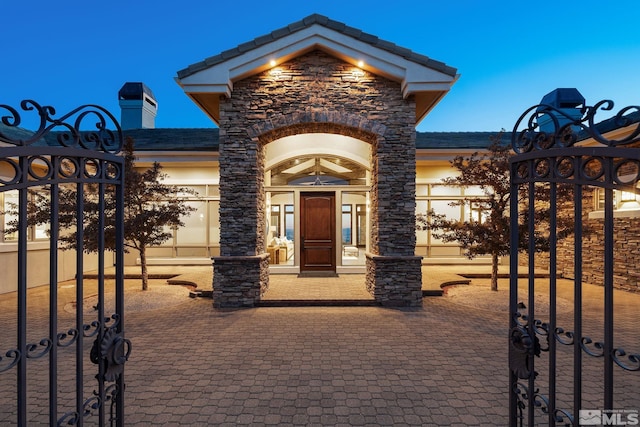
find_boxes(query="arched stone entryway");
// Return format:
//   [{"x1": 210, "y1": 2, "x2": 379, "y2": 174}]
[
  {"x1": 175, "y1": 15, "x2": 458, "y2": 307},
  {"x1": 212, "y1": 51, "x2": 422, "y2": 307}
]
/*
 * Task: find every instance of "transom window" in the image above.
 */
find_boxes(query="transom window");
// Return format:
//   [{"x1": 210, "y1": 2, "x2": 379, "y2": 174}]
[{"x1": 269, "y1": 156, "x2": 367, "y2": 186}]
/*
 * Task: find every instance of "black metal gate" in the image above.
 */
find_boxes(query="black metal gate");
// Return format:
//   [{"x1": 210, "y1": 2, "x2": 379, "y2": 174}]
[
  {"x1": 0, "y1": 101, "x2": 128, "y2": 426},
  {"x1": 509, "y1": 97, "x2": 640, "y2": 425}
]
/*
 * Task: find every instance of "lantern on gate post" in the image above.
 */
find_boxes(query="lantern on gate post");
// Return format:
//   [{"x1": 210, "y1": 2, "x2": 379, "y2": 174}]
[{"x1": 535, "y1": 88, "x2": 585, "y2": 135}]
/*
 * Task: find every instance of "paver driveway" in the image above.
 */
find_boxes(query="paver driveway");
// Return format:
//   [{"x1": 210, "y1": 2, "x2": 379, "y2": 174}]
[
  {"x1": 123, "y1": 296, "x2": 508, "y2": 426},
  {"x1": 1, "y1": 268, "x2": 638, "y2": 426}
]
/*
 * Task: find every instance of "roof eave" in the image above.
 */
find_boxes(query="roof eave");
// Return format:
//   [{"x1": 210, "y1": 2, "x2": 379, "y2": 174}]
[{"x1": 175, "y1": 18, "x2": 458, "y2": 126}]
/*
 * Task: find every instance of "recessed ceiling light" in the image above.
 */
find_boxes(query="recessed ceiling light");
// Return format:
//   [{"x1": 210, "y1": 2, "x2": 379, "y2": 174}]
[
  {"x1": 357, "y1": 60, "x2": 364, "y2": 68},
  {"x1": 270, "y1": 60, "x2": 277, "y2": 67}
]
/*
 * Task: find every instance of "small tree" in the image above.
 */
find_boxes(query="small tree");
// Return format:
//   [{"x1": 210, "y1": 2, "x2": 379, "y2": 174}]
[
  {"x1": 417, "y1": 132, "x2": 575, "y2": 291},
  {"x1": 119, "y1": 138, "x2": 196, "y2": 289},
  {"x1": 10, "y1": 137, "x2": 196, "y2": 290}
]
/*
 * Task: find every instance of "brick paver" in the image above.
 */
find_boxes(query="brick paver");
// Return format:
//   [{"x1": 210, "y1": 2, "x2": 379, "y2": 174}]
[
  {"x1": 0, "y1": 265, "x2": 638, "y2": 426},
  {"x1": 121, "y1": 299, "x2": 509, "y2": 425}
]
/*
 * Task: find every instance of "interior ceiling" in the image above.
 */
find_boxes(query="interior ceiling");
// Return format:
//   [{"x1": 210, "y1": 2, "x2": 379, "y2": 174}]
[{"x1": 269, "y1": 155, "x2": 366, "y2": 186}]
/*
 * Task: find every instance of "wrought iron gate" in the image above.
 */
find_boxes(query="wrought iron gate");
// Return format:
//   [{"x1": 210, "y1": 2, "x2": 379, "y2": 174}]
[
  {"x1": 0, "y1": 101, "x2": 128, "y2": 426},
  {"x1": 509, "y1": 98, "x2": 640, "y2": 425}
]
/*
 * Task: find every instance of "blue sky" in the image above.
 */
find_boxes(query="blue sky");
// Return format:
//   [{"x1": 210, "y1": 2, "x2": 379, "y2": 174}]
[{"x1": 3, "y1": 0, "x2": 639, "y2": 132}]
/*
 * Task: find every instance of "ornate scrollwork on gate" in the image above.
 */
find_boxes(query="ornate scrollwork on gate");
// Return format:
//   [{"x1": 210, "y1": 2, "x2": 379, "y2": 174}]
[
  {"x1": 0, "y1": 99, "x2": 123, "y2": 152},
  {"x1": 613, "y1": 349, "x2": 640, "y2": 371},
  {"x1": 0, "y1": 349, "x2": 20, "y2": 373},
  {"x1": 510, "y1": 95, "x2": 640, "y2": 426},
  {"x1": 509, "y1": 323, "x2": 541, "y2": 380},
  {"x1": 91, "y1": 325, "x2": 132, "y2": 382},
  {"x1": 1, "y1": 99, "x2": 127, "y2": 426},
  {"x1": 512, "y1": 100, "x2": 640, "y2": 154}
]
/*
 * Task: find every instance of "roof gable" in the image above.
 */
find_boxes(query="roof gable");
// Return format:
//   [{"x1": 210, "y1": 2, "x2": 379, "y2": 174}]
[
  {"x1": 177, "y1": 14, "x2": 456, "y2": 80},
  {"x1": 175, "y1": 14, "x2": 459, "y2": 125}
]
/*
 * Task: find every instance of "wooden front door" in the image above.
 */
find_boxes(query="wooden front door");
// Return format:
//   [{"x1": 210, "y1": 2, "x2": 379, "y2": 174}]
[{"x1": 300, "y1": 192, "x2": 336, "y2": 271}]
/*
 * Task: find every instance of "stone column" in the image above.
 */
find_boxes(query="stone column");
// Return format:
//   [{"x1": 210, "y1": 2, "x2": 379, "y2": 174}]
[
  {"x1": 212, "y1": 254, "x2": 269, "y2": 308},
  {"x1": 212, "y1": 130, "x2": 269, "y2": 308},
  {"x1": 366, "y1": 129, "x2": 423, "y2": 307},
  {"x1": 211, "y1": 50, "x2": 423, "y2": 307}
]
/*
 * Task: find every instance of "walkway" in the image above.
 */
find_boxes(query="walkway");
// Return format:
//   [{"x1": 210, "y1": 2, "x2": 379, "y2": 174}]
[{"x1": 157, "y1": 264, "x2": 477, "y2": 300}]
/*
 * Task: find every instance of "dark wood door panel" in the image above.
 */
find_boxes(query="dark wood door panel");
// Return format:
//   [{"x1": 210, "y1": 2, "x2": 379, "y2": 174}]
[
  {"x1": 304, "y1": 199, "x2": 332, "y2": 240},
  {"x1": 301, "y1": 192, "x2": 335, "y2": 271}
]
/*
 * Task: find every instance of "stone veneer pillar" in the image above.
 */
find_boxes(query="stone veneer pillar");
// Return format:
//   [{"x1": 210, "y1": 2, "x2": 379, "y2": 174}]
[
  {"x1": 212, "y1": 254, "x2": 269, "y2": 308},
  {"x1": 366, "y1": 254, "x2": 423, "y2": 306},
  {"x1": 213, "y1": 50, "x2": 422, "y2": 307},
  {"x1": 212, "y1": 127, "x2": 269, "y2": 308},
  {"x1": 366, "y1": 126, "x2": 423, "y2": 306}
]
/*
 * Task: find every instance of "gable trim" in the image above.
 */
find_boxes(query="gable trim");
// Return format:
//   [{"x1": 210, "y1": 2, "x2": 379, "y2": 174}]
[{"x1": 177, "y1": 14, "x2": 457, "y2": 80}]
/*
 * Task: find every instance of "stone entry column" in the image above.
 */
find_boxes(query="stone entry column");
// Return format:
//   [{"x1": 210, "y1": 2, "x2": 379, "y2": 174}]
[
  {"x1": 212, "y1": 254, "x2": 269, "y2": 308},
  {"x1": 366, "y1": 254, "x2": 423, "y2": 306},
  {"x1": 212, "y1": 133, "x2": 269, "y2": 308},
  {"x1": 209, "y1": 49, "x2": 425, "y2": 307},
  {"x1": 366, "y1": 132, "x2": 423, "y2": 307}
]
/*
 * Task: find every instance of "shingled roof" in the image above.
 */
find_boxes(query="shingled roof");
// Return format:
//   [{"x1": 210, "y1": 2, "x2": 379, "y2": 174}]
[
  {"x1": 177, "y1": 14, "x2": 457, "y2": 80},
  {"x1": 582, "y1": 110, "x2": 640, "y2": 136},
  {"x1": 0, "y1": 122, "x2": 43, "y2": 145},
  {"x1": 4, "y1": 112, "x2": 637, "y2": 152},
  {"x1": 125, "y1": 129, "x2": 497, "y2": 151},
  {"x1": 415, "y1": 132, "x2": 497, "y2": 149},
  {"x1": 0, "y1": 123, "x2": 494, "y2": 151},
  {"x1": 124, "y1": 129, "x2": 498, "y2": 151},
  {"x1": 123, "y1": 128, "x2": 219, "y2": 151}
]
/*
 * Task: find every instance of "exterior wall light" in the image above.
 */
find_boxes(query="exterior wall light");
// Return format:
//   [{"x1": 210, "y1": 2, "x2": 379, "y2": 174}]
[{"x1": 269, "y1": 68, "x2": 282, "y2": 79}]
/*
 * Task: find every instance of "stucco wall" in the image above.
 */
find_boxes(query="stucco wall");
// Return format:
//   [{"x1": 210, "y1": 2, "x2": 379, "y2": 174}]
[{"x1": 0, "y1": 246, "x2": 99, "y2": 294}]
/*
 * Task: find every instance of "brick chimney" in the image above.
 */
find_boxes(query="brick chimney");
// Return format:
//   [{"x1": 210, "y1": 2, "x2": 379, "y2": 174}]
[{"x1": 118, "y1": 82, "x2": 157, "y2": 129}]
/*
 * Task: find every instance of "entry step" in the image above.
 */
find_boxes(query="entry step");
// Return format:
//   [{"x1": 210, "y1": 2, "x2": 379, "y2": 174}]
[{"x1": 297, "y1": 271, "x2": 339, "y2": 278}]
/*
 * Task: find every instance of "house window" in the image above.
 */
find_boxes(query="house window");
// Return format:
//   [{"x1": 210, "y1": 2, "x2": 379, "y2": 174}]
[
  {"x1": 415, "y1": 184, "x2": 491, "y2": 258},
  {"x1": 284, "y1": 204, "x2": 294, "y2": 240},
  {"x1": 268, "y1": 155, "x2": 366, "y2": 186},
  {"x1": 595, "y1": 188, "x2": 615, "y2": 211},
  {"x1": 1, "y1": 189, "x2": 49, "y2": 243},
  {"x1": 594, "y1": 188, "x2": 639, "y2": 210},
  {"x1": 590, "y1": 187, "x2": 640, "y2": 219},
  {"x1": 150, "y1": 184, "x2": 221, "y2": 257},
  {"x1": 1, "y1": 191, "x2": 19, "y2": 242},
  {"x1": 270, "y1": 205, "x2": 281, "y2": 237},
  {"x1": 341, "y1": 192, "x2": 366, "y2": 265},
  {"x1": 176, "y1": 200, "x2": 207, "y2": 246},
  {"x1": 267, "y1": 192, "x2": 295, "y2": 265},
  {"x1": 356, "y1": 204, "x2": 366, "y2": 246},
  {"x1": 341, "y1": 204, "x2": 352, "y2": 245},
  {"x1": 209, "y1": 200, "x2": 220, "y2": 246},
  {"x1": 469, "y1": 201, "x2": 489, "y2": 223}
]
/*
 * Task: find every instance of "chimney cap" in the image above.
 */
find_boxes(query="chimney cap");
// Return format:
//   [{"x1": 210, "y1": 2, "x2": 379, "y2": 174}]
[
  {"x1": 538, "y1": 88, "x2": 585, "y2": 110},
  {"x1": 118, "y1": 82, "x2": 156, "y2": 102}
]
